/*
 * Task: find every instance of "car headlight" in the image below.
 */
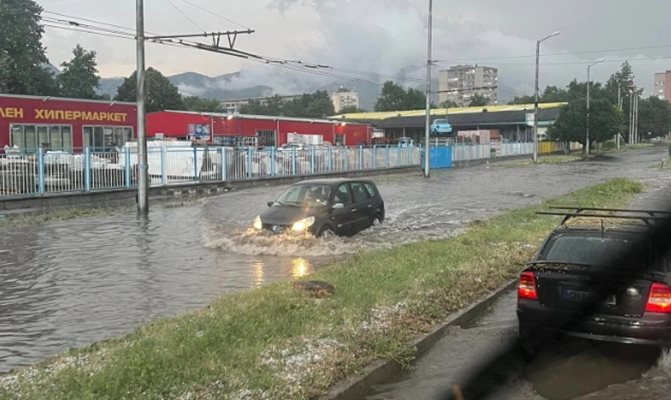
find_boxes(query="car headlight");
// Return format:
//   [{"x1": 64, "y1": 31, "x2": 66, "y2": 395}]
[
  {"x1": 292, "y1": 216, "x2": 315, "y2": 232},
  {"x1": 253, "y1": 215, "x2": 263, "y2": 230}
]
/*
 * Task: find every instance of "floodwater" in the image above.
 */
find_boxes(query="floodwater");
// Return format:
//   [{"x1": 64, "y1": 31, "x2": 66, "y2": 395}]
[{"x1": 1, "y1": 146, "x2": 669, "y2": 374}]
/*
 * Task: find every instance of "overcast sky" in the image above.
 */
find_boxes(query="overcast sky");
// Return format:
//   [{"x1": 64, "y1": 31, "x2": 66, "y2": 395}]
[{"x1": 39, "y1": 0, "x2": 671, "y2": 98}]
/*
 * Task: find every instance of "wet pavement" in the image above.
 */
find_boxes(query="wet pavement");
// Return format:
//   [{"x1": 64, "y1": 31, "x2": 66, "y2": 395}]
[
  {"x1": 1, "y1": 146, "x2": 670, "y2": 374},
  {"x1": 364, "y1": 160, "x2": 671, "y2": 400}
]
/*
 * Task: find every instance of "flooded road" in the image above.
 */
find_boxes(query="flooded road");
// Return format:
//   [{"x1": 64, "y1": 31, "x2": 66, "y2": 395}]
[{"x1": 1, "y1": 146, "x2": 670, "y2": 373}]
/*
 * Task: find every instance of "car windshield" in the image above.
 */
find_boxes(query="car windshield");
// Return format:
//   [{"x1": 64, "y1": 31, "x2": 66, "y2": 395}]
[
  {"x1": 275, "y1": 184, "x2": 331, "y2": 206},
  {"x1": 539, "y1": 234, "x2": 655, "y2": 269}
]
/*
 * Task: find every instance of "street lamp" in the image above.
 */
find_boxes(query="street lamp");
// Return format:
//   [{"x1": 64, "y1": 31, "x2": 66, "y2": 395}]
[
  {"x1": 532, "y1": 30, "x2": 560, "y2": 163},
  {"x1": 586, "y1": 58, "x2": 605, "y2": 155}
]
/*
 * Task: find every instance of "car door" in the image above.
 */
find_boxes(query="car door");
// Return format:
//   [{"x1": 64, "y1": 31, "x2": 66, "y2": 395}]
[
  {"x1": 363, "y1": 182, "x2": 384, "y2": 221},
  {"x1": 330, "y1": 183, "x2": 356, "y2": 235},
  {"x1": 348, "y1": 182, "x2": 373, "y2": 232}
]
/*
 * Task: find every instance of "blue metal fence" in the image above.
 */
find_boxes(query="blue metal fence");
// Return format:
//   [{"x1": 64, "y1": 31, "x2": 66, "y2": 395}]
[{"x1": 0, "y1": 145, "x2": 422, "y2": 198}]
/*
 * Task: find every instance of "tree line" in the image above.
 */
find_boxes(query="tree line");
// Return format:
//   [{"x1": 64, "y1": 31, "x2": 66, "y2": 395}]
[{"x1": 510, "y1": 61, "x2": 671, "y2": 144}]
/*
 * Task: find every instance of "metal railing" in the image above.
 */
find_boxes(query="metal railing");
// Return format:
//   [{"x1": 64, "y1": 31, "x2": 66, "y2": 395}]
[
  {"x1": 0, "y1": 142, "x2": 575, "y2": 198},
  {"x1": 0, "y1": 145, "x2": 421, "y2": 198}
]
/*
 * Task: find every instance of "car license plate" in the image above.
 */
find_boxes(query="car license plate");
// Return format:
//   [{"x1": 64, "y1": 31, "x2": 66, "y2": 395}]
[
  {"x1": 561, "y1": 288, "x2": 617, "y2": 306},
  {"x1": 561, "y1": 288, "x2": 593, "y2": 302}
]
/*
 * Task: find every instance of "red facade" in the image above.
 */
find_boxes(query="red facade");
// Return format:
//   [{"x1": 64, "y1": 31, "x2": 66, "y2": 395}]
[
  {"x1": 145, "y1": 111, "x2": 372, "y2": 147},
  {"x1": 0, "y1": 95, "x2": 371, "y2": 152},
  {"x1": 0, "y1": 94, "x2": 137, "y2": 151}
]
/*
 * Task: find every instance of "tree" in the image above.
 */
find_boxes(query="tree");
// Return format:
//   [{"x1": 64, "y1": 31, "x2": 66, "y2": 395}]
[
  {"x1": 182, "y1": 96, "x2": 222, "y2": 112},
  {"x1": 468, "y1": 93, "x2": 489, "y2": 107},
  {"x1": 283, "y1": 90, "x2": 335, "y2": 118},
  {"x1": 0, "y1": 0, "x2": 58, "y2": 95},
  {"x1": 0, "y1": 50, "x2": 9, "y2": 93},
  {"x1": 115, "y1": 67, "x2": 184, "y2": 112},
  {"x1": 405, "y1": 87, "x2": 427, "y2": 109},
  {"x1": 338, "y1": 105, "x2": 366, "y2": 114},
  {"x1": 508, "y1": 86, "x2": 568, "y2": 105},
  {"x1": 375, "y1": 81, "x2": 407, "y2": 111},
  {"x1": 439, "y1": 100, "x2": 459, "y2": 108},
  {"x1": 541, "y1": 86, "x2": 569, "y2": 102},
  {"x1": 374, "y1": 81, "x2": 426, "y2": 111},
  {"x1": 508, "y1": 94, "x2": 535, "y2": 105},
  {"x1": 638, "y1": 96, "x2": 671, "y2": 139},
  {"x1": 238, "y1": 91, "x2": 335, "y2": 118},
  {"x1": 239, "y1": 96, "x2": 283, "y2": 115},
  {"x1": 548, "y1": 97, "x2": 624, "y2": 146},
  {"x1": 57, "y1": 45, "x2": 100, "y2": 99}
]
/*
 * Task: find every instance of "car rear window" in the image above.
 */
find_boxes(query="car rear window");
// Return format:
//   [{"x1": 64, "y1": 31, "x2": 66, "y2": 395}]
[
  {"x1": 364, "y1": 183, "x2": 378, "y2": 197},
  {"x1": 539, "y1": 233, "x2": 664, "y2": 271}
]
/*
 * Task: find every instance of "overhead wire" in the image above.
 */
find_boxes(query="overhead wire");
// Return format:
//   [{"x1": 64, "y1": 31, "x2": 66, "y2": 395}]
[
  {"x1": 40, "y1": 17, "x2": 395, "y2": 87},
  {"x1": 177, "y1": 0, "x2": 250, "y2": 30},
  {"x1": 433, "y1": 44, "x2": 671, "y2": 63},
  {"x1": 165, "y1": 0, "x2": 206, "y2": 33}
]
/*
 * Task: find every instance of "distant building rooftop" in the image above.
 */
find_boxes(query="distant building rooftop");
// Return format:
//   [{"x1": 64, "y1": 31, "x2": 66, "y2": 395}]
[{"x1": 330, "y1": 102, "x2": 566, "y2": 121}]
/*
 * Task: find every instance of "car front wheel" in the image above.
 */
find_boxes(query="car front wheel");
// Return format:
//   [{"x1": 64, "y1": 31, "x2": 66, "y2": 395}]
[{"x1": 317, "y1": 225, "x2": 337, "y2": 238}]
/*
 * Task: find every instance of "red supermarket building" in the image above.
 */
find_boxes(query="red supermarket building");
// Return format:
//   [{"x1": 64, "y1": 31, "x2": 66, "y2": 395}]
[
  {"x1": 0, "y1": 94, "x2": 137, "y2": 152},
  {"x1": 0, "y1": 94, "x2": 372, "y2": 152},
  {"x1": 146, "y1": 111, "x2": 372, "y2": 147}
]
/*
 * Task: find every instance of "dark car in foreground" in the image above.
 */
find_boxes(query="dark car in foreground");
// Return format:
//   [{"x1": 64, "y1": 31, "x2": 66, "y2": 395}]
[
  {"x1": 253, "y1": 178, "x2": 385, "y2": 237},
  {"x1": 517, "y1": 207, "x2": 671, "y2": 352}
]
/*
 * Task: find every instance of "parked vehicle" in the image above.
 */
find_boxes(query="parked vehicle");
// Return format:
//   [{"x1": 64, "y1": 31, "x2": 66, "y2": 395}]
[
  {"x1": 253, "y1": 178, "x2": 385, "y2": 237},
  {"x1": 398, "y1": 137, "x2": 415, "y2": 147},
  {"x1": 430, "y1": 119, "x2": 453, "y2": 135},
  {"x1": 277, "y1": 142, "x2": 307, "y2": 152},
  {"x1": 517, "y1": 207, "x2": 671, "y2": 354}
]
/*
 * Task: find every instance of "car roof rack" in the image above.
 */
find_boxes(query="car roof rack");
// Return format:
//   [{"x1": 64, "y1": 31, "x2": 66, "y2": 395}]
[{"x1": 537, "y1": 206, "x2": 671, "y2": 227}]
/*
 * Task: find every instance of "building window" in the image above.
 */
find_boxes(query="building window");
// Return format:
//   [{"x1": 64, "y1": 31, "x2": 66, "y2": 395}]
[
  {"x1": 9, "y1": 124, "x2": 73, "y2": 152},
  {"x1": 83, "y1": 126, "x2": 133, "y2": 151},
  {"x1": 256, "y1": 130, "x2": 276, "y2": 147}
]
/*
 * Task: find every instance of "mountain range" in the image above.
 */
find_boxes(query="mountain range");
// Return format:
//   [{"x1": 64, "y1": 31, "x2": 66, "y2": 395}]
[{"x1": 96, "y1": 70, "x2": 392, "y2": 110}]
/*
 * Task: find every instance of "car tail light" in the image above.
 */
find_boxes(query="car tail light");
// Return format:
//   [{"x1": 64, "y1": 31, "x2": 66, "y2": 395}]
[
  {"x1": 518, "y1": 271, "x2": 538, "y2": 301},
  {"x1": 645, "y1": 283, "x2": 671, "y2": 313}
]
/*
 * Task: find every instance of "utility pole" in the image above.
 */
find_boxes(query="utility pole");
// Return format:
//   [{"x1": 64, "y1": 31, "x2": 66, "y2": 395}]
[
  {"x1": 133, "y1": 3, "x2": 255, "y2": 214},
  {"x1": 634, "y1": 94, "x2": 639, "y2": 144},
  {"x1": 627, "y1": 90, "x2": 634, "y2": 146},
  {"x1": 616, "y1": 82, "x2": 621, "y2": 149},
  {"x1": 423, "y1": 0, "x2": 433, "y2": 178},
  {"x1": 136, "y1": 0, "x2": 148, "y2": 214}
]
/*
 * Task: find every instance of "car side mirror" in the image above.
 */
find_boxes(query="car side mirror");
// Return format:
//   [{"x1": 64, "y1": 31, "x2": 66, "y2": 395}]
[
  {"x1": 267, "y1": 201, "x2": 274, "y2": 207},
  {"x1": 332, "y1": 203, "x2": 344, "y2": 209}
]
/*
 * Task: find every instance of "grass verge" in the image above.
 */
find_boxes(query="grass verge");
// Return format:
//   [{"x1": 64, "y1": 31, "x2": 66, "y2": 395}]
[{"x1": 0, "y1": 178, "x2": 644, "y2": 400}]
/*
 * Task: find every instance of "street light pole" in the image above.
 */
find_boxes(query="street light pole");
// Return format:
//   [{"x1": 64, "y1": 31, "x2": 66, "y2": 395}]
[
  {"x1": 585, "y1": 58, "x2": 604, "y2": 155},
  {"x1": 423, "y1": 0, "x2": 433, "y2": 178},
  {"x1": 533, "y1": 31, "x2": 560, "y2": 163}
]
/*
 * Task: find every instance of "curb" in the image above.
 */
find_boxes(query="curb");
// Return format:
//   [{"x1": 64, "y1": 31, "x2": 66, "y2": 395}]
[{"x1": 321, "y1": 279, "x2": 517, "y2": 400}]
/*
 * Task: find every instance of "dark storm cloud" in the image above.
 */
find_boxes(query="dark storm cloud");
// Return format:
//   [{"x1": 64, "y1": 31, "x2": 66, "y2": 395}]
[{"x1": 262, "y1": 0, "x2": 671, "y2": 98}]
